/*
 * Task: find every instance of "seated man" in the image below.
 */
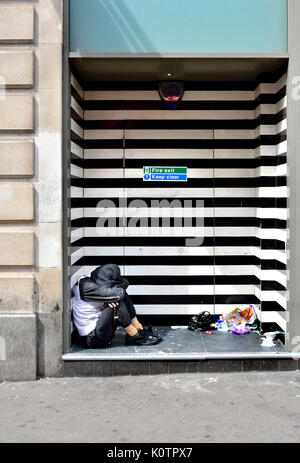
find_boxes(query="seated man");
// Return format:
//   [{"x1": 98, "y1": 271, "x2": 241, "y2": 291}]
[{"x1": 71, "y1": 263, "x2": 162, "y2": 348}]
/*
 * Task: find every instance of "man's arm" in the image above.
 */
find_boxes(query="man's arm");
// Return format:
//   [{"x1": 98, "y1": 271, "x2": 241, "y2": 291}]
[{"x1": 79, "y1": 277, "x2": 124, "y2": 303}]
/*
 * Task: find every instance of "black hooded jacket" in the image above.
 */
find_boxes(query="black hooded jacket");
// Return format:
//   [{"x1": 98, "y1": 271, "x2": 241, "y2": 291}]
[{"x1": 77, "y1": 264, "x2": 129, "y2": 304}]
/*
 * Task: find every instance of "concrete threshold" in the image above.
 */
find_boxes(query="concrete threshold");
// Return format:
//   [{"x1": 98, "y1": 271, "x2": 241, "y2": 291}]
[{"x1": 62, "y1": 351, "x2": 300, "y2": 361}]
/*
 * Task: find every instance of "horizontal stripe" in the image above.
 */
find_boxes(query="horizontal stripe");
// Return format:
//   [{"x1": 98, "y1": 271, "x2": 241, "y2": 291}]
[
  {"x1": 81, "y1": 137, "x2": 286, "y2": 150},
  {"x1": 80, "y1": 177, "x2": 287, "y2": 188},
  {"x1": 82, "y1": 72, "x2": 287, "y2": 90},
  {"x1": 82, "y1": 158, "x2": 258, "y2": 169},
  {"x1": 75, "y1": 255, "x2": 260, "y2": 266},
  {"x1": 133, "y1": 305, "x2": 215, "y2": 315},
  {"x1": 70, "y1": 164, "x2": 83, "y2": 178},
  {"x1": 70, "y1": 131, "x2": 84, "y2": 147},
  {"x1": 128, "y1": 285, "x2": 258, "y2": 296},
  {"x1": 127, "y1": 265, "x2": 258, "y2": 276},
  {"x1": 71, "y1": 74, "x2": 83, "y2": 99},
  {"x1": 71, "y1": 239, "x2": 284, "y2": 253},
  {"x1": 84, "y1": 88, "x2": 281, "y2": 102},
  {"x1": 261, "y1": 301, "x2": 286, "y2": 312},
  {"x1": 71, "y1": 217, "x2": 286, "y2": 229},
  {"x1": 82, "y1": 207, "x2": 256, "y2": 218},
  {"x1": 82, "y1": 187, "x2": 251, "y2": 197},
  {"x1": 73, "y1": 257, "x2": 285, "y2": 273},
  {"x1": 74, "y1": 237, "x2": 261, "y2": 247},
  {"x1": 71, "y1": 208, "x2": 84, "y2": 220},
  {"x1": 71, "y1": 225, "x2": 287, "y2": 241},
  {"x1": 70, "y1": 186, "x2": 83, "y2": 198},
  {"x1": 261, "y1": 312, "x2": 286, "y2": 331},
  {"x1": 84, "y1": 126, "x2": 286, "y2": 141},
  {"x1": 71, "y1": 197, "x2": 287, "y2": 208},
  {"x1": 82, "y1": 81, "x2": 286, "y2": 100},
  {"x1": 261, "y1": 280, "x2": 286, "y2": 290},
  {"x1": 79, "y1": 187, "x2": 287, "y2": 199},
  {"x1": 128, "y1": 295, "x2": 260, "y2": 305},
  {"x1": 82, "y1": 227, "x2": 262, "y2": 237},
  {"x1": 81, "y1": 206, "x2": 287, "y2": 220},
  {"x1": 82, "y1": 98, "x2": 285, "y2": 111},
  {"x1": 71, "y1": 97, "x2": 84, "y2": 120},
  {"x1": 84, "y1": 109, "x2": 257, "y2": 121},
  {"x1": 83, "y1": 112, "x2": 286, "y2": 130},
  {"x1": 71, "y1": 142, "x2": 83, "y2": 159},
  {"x1": 82, "y1": 246, "x2": 275, "y2": 258},
  {"x1": 126, "y1": 275, "x2": 261, "y2": 285},
  {"x1": 129, "y1": 304, "x2": 261, "y2": 316}
]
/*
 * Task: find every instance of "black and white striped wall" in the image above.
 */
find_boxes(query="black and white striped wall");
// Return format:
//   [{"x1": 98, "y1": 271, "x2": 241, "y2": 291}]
[
  {"x1": 70, "y1": 73, "x2": 84, "y2": 280},
  {"x1": 69, "y1": 66, "x2": 288, "y2": 338}
]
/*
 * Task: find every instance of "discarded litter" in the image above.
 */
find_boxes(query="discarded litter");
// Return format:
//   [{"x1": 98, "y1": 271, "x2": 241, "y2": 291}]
[
  {"x1": 216, "y1": 305, "x2": 258, "y2": 335},
  {"x1": 261, "y1": 337, "x2": 275, "y2": 347},
  {"x1": 223, "y1": 305, "x2": 256, "y2": 324},
  {"x1": 260, "y1": 331, "x2": 283, "y2": 347},
  {"x1": 187, "y1": 306, "x2": 263, "y2": 337},
  {"x1": 231, "y1": 322, "x2": 250, "y2": 335},
  {"x1": 216, "y1": 320, "x2": 229, "y2": 332},
  {"x1": 171, "y1": 326, "x2": 189, "y2": 330}
]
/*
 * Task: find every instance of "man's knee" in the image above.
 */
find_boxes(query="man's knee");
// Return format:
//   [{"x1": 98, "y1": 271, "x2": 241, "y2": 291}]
[{"x1": 87, "y1": 331, "x2": 111, "y2": 348}]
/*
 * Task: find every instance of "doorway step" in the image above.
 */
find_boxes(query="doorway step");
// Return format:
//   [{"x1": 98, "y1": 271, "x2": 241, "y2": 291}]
[{"x1": 62, "y1": 327, "x2": 299, "y2": 376}]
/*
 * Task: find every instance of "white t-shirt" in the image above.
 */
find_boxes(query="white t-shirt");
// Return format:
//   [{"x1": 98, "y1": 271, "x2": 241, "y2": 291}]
[{"x1": 72, "y1": 280, "x2": 105, "y2": 336}]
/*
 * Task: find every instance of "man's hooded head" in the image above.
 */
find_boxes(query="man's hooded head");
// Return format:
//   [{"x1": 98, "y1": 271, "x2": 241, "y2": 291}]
[{"x1": 90, "y1": 264, "x2": 128, "y2": 289}]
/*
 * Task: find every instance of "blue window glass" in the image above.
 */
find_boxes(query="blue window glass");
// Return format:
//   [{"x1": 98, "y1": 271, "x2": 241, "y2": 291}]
[{"x1": 70, "y1": 0, "x2": 287, "y2": 54}]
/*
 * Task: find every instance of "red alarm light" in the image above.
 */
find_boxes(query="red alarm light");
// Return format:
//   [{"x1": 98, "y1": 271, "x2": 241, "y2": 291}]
[{"x1": 159, "y1": 81, "x2": 184, "y2": 108}]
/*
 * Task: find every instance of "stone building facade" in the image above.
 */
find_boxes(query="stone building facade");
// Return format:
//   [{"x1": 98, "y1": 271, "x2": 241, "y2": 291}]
[{"x1": 0, "y1": 1, "x2": 63, "y2": 380}]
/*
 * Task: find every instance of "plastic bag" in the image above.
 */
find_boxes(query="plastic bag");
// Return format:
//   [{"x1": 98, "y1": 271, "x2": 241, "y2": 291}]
[
  {"x1": 224, "y1": 305, "x2": 256, "y2": 324},
  {"x1": 217, "y1": 305, "x2": 257, "y2": 334}
]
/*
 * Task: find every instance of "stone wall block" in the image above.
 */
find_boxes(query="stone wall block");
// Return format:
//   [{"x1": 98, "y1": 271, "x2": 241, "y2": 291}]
[
  {"x1": 0, "y1": 95, "x2": 34, "y2": 132},
  {"x1": 0, "y1": 5, "x2": 34, "y2": 43},
  {"x1": 0, "y1": 314, "x2": 37, "y2": 381},
  {"x1": 0, "y1": 231, "x2": 35, "y2": 266},
  {"x1": 0, "y1": 274, "x2": 35, "y2": 313},
  {"x1": 0, "y1": 183, "x2": 34, "y2": 221},
  {"x1": 0, "y1": 140, "x2": 34, "y2": 177},
  {"x1": 0, "y1": 50, "x2": 34, "y2": 88}
]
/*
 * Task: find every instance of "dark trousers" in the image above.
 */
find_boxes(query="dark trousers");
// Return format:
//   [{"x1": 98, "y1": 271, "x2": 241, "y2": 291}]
[{"x1": 82, "y1": 292, "x2": 137, "y2": 348}]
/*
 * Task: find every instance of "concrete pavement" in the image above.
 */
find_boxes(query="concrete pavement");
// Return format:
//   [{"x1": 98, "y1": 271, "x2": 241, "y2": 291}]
[{"x1": 0, "y1": 371, "x2": 300, "y2": 443}]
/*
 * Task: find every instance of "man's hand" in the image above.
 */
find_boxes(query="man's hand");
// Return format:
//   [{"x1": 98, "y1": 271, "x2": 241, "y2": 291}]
[{"x1": 108, "y1": 302, "x2": 119, "y2": 308}]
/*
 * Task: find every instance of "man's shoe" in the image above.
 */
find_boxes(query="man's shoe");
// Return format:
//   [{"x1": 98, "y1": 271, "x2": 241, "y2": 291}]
[
  {"x1": 125, "y1": 329, "x2": 159, "y2": 346},
  {"x1": 141, "y1": 325, "x2": 163, "y2": 343}
]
